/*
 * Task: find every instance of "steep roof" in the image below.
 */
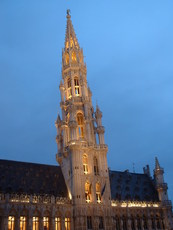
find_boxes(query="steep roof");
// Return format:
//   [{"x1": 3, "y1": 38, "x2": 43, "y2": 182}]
[
  {"x1": 110, "y1": 170, "x2": 159, "y2": 202},
  {"x1": 0, "y1": 159, "x2": 159, "y2": 202},
  {"x1": 0, "y1": 159, "x2": 68, "y2": 197}
]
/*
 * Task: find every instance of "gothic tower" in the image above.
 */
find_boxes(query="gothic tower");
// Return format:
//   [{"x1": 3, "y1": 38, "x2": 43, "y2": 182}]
[{"x1": 55, "y1": 10, "x2": 112, "y2": 229}]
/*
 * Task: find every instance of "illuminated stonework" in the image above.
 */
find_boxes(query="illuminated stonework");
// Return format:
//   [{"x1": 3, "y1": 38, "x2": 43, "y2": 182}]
[{"x1": 0, "y1": 10, "x2": 173, "y2": 230}]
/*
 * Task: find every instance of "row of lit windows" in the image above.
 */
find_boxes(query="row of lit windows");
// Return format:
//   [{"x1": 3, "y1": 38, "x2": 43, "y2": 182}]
[
  {"x1": 67, "y1": 78, "x2": 80, "y2": 99},
  {"x1": 8, "y1": 216, "x2": 70, "y2": 230},
  {"x1": 83, "y1": 155, "x2": 99, "y2": 176},
  {"x1": 85, "y1": 182, "x2": 101, "y2": 203}
]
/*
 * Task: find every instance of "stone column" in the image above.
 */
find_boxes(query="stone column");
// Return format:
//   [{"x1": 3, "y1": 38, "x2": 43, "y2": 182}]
[
  {"x1": 2, "y1": 216, "x2": 8, "y2": 230},
  {"x1": 39, "y1": 217, "x2": 43, "y2": 230},
  {"x1": 62, "y1": 217, "x2": 65, "y2": 230},
  {"x1": 27, "y1": 216, "x2": 33, "y2": 230},
  {"x1": 50, "y1": 217, "x2": 55, "y2": 230},
  {"x1": 120, "y1": 219, "x2": 123, "y2": 230},
  {"x1": 147, "y1": 218, "x2": 152, "y2": 230},
  {"x1": 127, "y1": 219, "x2": 132, "y2": 230},
  {"x1": 15, "y1": 215, "x2": 20, "y2": 230},
  {"x1": 134, "y1": 219, "x2": 138, "y2": 230}
]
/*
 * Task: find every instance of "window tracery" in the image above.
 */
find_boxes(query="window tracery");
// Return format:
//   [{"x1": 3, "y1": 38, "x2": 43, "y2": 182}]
[
  {"x1": 77, "y1": 113, "x2": 84, "y2": 138},
  {"x1": 96, "y1": 182, "x2": 101, "y2": 203},
  {"x1": 85, "y1": 181, "x2": 91, "y2": 203},
  {"x1": 74, "y1": 78, "x2": 80, "y2": 96},
  {"x1": 8, "y1": 216, "x2": 15, "y2": 230},
  {"x1": 93, "y1": 156, "x2": 99, "y2": 175},
  {"x1": 20, "y1": 216, "x2": 26, "y2": 230},
  {"x1": 67, "y1": 78, "x2": 72, "y2": 99},
  {"x1": 33, "y1": 217, "x2": 39, "y2": 230},
  {"x1": 83, "y1": 154, "x2": 88, "y2": 174}
]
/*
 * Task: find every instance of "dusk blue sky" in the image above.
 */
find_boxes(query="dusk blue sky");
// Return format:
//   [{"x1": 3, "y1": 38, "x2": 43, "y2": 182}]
[{"x1": 0, "y1": 1, "x2": 173, "y2": 200}]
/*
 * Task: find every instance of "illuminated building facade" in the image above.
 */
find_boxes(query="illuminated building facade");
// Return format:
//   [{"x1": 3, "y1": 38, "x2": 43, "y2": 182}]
[{"x1": 0, "y1": 10, "x2": 173, "y2": 230}]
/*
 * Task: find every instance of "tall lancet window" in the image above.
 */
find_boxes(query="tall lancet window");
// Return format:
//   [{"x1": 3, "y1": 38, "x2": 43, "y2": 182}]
[
  {"x1": 96, "y1": 182, "x2": 101, "y2": 203},
  {"x1": 74, "y1": 78, "x2": 80, "y2": 96},
  {"x1": 20, "y1": 216, "x2": 26, "y2": 230},
  {"x1": 83, "y1": 154, "x2": 88, "y2": 174},
  {"x1": 70, "y1": 36, "x2": 74, "y2": 47},
  {"x1": 85, "y1": 181, "x2": 91, "y2": 203},
  {"x1": 93, "y1": 156, "x2": 99, "y2": 175},
  {"x1": 8, "y1": 216, "x2": 15, "y2": 230},
  {"x1": 65, "y1": 53, "x2": 69, "y2": 65},
  {"x1": 72, "y1": 51, "x2": 77, "y2": 62},
  {"x1": 77, "y1": 113, "x2": 84, "y2": 138},
  {"x1": 67, "y1": 78, "x2": 72, "y2": 99}
]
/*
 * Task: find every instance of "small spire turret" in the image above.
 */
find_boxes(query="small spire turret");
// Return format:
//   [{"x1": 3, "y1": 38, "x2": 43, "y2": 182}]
[
  {"x1": 154, "y1": 157, "x2": 169, "y2": 203},
  {"x1": 155, "y1": 157, "x2": 161, "y2": 170}
]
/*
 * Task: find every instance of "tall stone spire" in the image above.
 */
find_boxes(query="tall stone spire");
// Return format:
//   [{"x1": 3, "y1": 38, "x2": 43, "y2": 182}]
[
  {"x1": 62, "y1": 10, "x2": 85, "y2": 70},
  {"x1": 55, "y1": 12, "x2": 111, "y2": 222},
  {"x1": 65, "y1": 10, "x2": 80, "y2": 51}
]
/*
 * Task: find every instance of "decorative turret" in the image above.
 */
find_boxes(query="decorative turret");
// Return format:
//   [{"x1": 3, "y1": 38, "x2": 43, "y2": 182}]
[
  {"x1": 95, "y1": 104, "x2": 105, "y2": 145},
  {"x1": 154, "y1": 157, "x2": 168, "y2": 202}
]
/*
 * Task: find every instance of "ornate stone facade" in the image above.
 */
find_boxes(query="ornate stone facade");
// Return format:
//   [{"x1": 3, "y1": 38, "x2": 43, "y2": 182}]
[{"x1": 0, "y1": 10, "x2": 173, "y2": 230}]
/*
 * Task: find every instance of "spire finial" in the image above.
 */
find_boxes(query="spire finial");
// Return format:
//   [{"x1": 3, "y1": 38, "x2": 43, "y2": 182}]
[
  {"x1": 67, "y1": 9, "x2": 71, "y2": 18},
  {"x1": 155, "y1": 157, "x2": 161, "y2": 170}
]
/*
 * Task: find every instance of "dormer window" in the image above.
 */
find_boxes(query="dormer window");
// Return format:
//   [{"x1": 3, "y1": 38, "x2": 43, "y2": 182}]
[
  {"x1": 74, "y1": 78, "x2": 80, "y2": 96},
  {"x1": 67, "y1": 78, "x2": 72, "y2": 99}
]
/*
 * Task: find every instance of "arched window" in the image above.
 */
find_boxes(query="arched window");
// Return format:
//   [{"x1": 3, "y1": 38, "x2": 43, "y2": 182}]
[
  {"x1": 8, "y1": 216, "x2": 15, "y2": 230},
  {"x1": 83, "y1": 155, "x2": 88, "y2": 174},
  {"x1": 66, "y1": 41, "x2": 69, "y2": 49},
  {"x1": 67, "y1": 78, "x2": 72, "y2": 99},
  {"x1": 74, "y1": 78, "x2": 80, "y2": 96},
  {"x1": 33, "y1": 217, "x2": 39, "y2": 230},
  {"x1": 20, "y1": 216, "x2": 26, "y2": 230},
  {"x1": 65, "y1": 217, "x2": 71, "y2": 230},
  {"x1": 70, "y1": 36, "x2": 74, "y2": 48},
  {"x1": 99, "y1": 217, "x2": 104, "y2": 229},
  {"x1": 66, "y1": 53, "x2": 69, "y2": 65},
  {"x1": 43, "y1": 217, "x2": 49, "y2": 230},
  {"x1": 93, "y1": 157, "x2": 99, "y2": 175},
  {"x1": 85, "y1": 182, "x2": 91, "y2": 203},
  {"x1": 87, "y1": 216, "x2": 92, "y2": 230},
  {"x1": 77, "y1": 113, "x2": 84, "y2": 138},
  {"x1": 72, "y1": 51, "x2": 77, "y2": 62},
  {"x1": 55, "y1": 217, "x2": 61, "y2": 230},
  {"x1": 96, "y1": 182, "x2": 101, "y2": 203}
]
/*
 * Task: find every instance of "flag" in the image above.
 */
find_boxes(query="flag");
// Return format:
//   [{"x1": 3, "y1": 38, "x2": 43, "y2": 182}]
[{"x1": 101, "y1": 183, "x2": 106, "y2": 197}]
